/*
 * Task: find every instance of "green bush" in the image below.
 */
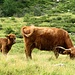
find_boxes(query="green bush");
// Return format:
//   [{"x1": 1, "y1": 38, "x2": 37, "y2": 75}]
[
  {"x1": 23, "y1": 13, "x2": 31, "y2": 22},
  {"x1": 5, "y1": 27, "x2": 15, "y2": 34},
  {"x1": 3, "y1": 0, "x2": 17, "y2": 16},
  {"x1": 10, "y1": 17, "x2": 17, "y2": 22},
  {"x1": 57, "y1": 17, "x2": 62, "y2": 20},
  {"x1": 0, "y1": 24, "x2": 2, "y2": 30},
  {"x1": 15, "y1": 32, "x2": 22, "y2": 38},
  {"x1": 14, "y1": 27, "x2": 23, "y2": 38},
  {"x1": 0, "y1": 18, "x2": 5, "y2": 22},
  {"x1": 10, "y1": 17, "x2": 15, "y2": 20},
  {"x1": 70, "y1": 18, "x2": 75, "y2": 23},
  {"x1": 0, "y1": 8, "x2": 3, "y2": 17},
  {"x1": 34, "y1": 6, "x2": 42, "y2": 16}
]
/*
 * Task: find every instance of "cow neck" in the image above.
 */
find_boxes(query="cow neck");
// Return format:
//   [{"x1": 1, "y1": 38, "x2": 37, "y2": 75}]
[{"x1": 7, "y1": 39, "x2": 13, "y2": 46}]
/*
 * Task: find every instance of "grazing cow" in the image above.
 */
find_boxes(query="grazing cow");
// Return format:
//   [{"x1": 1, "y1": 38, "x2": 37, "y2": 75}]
[
  {"x1": 0, "y1": 34, "x2": 16, "y2": 55},
  {"x1": 58, "y1": 46, "x2": 75, "y2": 59},
  {"x1": 21, "y1": 25, "x2": 75, "y2": 59}
]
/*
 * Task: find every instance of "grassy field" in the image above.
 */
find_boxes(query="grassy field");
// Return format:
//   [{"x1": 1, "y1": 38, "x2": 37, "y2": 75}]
[
  {"x1": 0, "y1": 51, "x2": 75, "y2": 75},
  {"x1": 0, "y1": 15, "x2": 75, "y2": 75}
]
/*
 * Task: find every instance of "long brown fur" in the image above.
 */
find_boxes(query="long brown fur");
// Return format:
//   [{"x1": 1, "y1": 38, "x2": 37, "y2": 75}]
[
  {"x1": 0, "y1": 34, "x2": 16, "y2": 55},
  {"x1": 21, "y1": 25, "x2": 74, "y2": 59}
]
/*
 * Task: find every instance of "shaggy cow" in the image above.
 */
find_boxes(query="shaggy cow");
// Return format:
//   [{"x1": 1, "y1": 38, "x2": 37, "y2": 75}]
[
  {"x1": 21, "y1": 25, "x2": 75, "y2": 59},
  {"x1": 57, "y1": 46, "x2": 75, "y2": 59},
  {"x1": 0, "y1": 34, "x2": 16, "y2": 55}
]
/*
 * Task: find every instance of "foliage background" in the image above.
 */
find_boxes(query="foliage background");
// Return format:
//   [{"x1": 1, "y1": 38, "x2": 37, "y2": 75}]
[
  {"x1": 0, "y1": 0, "x2": 75, "y2": 75},
  {"x1": 0, "y1": 0, "x2": 75, "y2": 17},
  {"x1": 0, "y1": 0, "x2": 75, "y2": 32}
]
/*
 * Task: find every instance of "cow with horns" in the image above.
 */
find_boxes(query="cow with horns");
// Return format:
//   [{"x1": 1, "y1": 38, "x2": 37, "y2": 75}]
[{"x1": 21, "y1": 25, "x2": 75, "y2": 59}]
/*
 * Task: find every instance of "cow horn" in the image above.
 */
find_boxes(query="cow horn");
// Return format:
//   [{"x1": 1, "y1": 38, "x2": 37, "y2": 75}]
[
  {"x1": 22, "y1": 25, "x2": 34, "y2": 37},
  {"x1": 55, "y1": 46, "x2": 71, "y2": 50}
]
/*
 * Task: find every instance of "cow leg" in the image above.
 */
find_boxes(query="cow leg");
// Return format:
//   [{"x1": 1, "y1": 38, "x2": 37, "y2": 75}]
[
  {"x1": 2, "y1": 45, "x2": 7, "y2": 55},
  {"x1": 0, "y1": 49, "x2": 2, "y2": 52},
  {"x1": 25, "y1": 49, "x2": 32, "y2": 59},
  {"x1": 25, "y1": 43, "x2": 33, "y2": 59},
  {"x1": 54, "y1": 51, "x2": 59, "y2": 59}
]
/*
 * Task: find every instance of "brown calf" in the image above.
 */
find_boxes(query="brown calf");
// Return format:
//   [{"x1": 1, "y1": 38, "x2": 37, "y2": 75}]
[{"x1": 0, "y1": 34, "x2": 16, "y2": 55}]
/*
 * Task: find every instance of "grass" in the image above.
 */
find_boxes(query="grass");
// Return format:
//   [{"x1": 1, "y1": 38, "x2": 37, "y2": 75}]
[
  {"x1": 0, "y1": 13, "x2": 75, "y2": 75},
  {"x1": 0, "y1": 51, "x2": 75, "y2": 75}
]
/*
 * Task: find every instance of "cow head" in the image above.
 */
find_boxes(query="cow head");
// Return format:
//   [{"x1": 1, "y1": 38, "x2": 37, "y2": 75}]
[
  {"x1": 63, "y1": 47, "x2": 75, "y2": 59},
  {"x1": 6, "y1": 34, "x2": 16, "y2": 44},
  {"x1": 21, "y1": 25, "x2": 35, "y2": 37},
  {"x1": 56, "y1": 46, "x2": 75, "y2": 59}
]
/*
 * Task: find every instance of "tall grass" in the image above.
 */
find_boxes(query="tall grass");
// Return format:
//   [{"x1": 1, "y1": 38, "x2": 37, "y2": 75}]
[
  {"x1": 0, "y1": 14, "x2": 75, "y2": 75},
  {"x1": 0, "y1": 51, "x2": 75, "y2": 75}
]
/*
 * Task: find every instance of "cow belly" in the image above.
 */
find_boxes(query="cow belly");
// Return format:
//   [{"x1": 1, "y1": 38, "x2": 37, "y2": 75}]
[
  {"x1": 34, "y1": 39, "x2": 65, "y2": 51},
  {"x1": 36, "y1": 46, "x2": 52, "y2": 51},
  {"x1": 35, "y1": 41, "x2": 53, "y2": 51}
]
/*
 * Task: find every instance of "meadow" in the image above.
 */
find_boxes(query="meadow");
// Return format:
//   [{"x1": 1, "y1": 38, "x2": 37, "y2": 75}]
[
  {"x1": 0, "y1": 51, "x2": 75, "y2": 75},
  {"x1": 0, "y1": 13, "x2": 75, "y2": 75}
]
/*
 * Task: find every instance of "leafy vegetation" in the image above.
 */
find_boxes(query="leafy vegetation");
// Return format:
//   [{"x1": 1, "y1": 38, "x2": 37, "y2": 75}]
[
  {"x1": 23, "y1": 13, "x2": 75, "y2": 33},
  {"x1": 0, "y1": 0, "x2": 75, "y2": 75},
  {"x1": 0, "y1": 0, "x2": 75, "y2": 17},
  {"x1": 0, "y1": 0, "x2": 75, "y2": 33},
  {"x1": 0, "y1": 15, "x2": 75, "y2": 75},
  {"x1": 0, "y1": 51, "x2": 75, "y2": 75}
]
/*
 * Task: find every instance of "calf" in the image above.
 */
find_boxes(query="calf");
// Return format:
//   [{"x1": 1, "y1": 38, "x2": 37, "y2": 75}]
[{"x1": 0, "y1": 34, "x2": 16, "y2": 55}]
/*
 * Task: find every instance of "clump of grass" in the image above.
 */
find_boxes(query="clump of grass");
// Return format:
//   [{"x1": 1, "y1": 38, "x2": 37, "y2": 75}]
[
  {"x1": 10, "y1": 17, "x2": 17, "y2": 22},
  {"x1": 23, "y1": 13, "x2": 31, "y2": 22},
  {"x1": 10, "y1": 17, "x2": 15, "y2": 20},
  {"x1": 4, "y1": 27, "x2": 15, "y2": 34},
  {"x1": 0, "y1": 52, "x2": 75, "y2": 75},
  {"x1": 0, "y1": 15, "x2": 75, "y2": 75},
  {"x1": 0, "y1": 24, "x2": 2, "y2": 30},
  {"x1": 0, "y1": 18, "x2": 5, "y2": 22}
]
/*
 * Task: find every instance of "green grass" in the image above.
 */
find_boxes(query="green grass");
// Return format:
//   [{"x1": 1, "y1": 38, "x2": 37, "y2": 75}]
[
  {"x1": 0, "y1": 14, "x2": 75, "y2": 75},
  {"x1": 0, "y1": 51, "x2": 75, "y2": 75}
]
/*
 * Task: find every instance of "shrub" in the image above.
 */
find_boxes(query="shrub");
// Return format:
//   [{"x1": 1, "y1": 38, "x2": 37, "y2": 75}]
[
  {"x1": 10, "y1": 17, "x2": 17, "y2": 22},
  {"x1": 14, "y1": 27, "x2": 23, "y2": 38},
  {"x1": 0, "y1": 8, "x2": 3, "y2": 17},
  {"x1": 70, "y1": 18, "x2": 75, "y2": 23},
  {"x1": 3, "y1": 0, "x2": 17, "y2": 16},
  {"x1": 0, "y1": 18, "x2": 5, "y2": 22},
  {"x1": 63, "y1": 15, "x2": 71, "y2": 23},
  {"x1": 15, "y1": 32, "x2": 22, "y2": 38},
  {"x1": 5, "y1": 27, "x2": 15, "y2": 34},
  {"x1": 10, "y1": 17, "x2": 15, "y2": 20},
  {"x1": 57, "y1": 17, "x2": 62, "y2": 20},
  {"x1": 0, "y1": 24, "x2": 2, "y2": 30},
  {"x1": 23, "y1": 13, "x2": 32, "y2": 22},
  {"x1": 34, "y1": 6, "x2": 42, "y2": 16}
]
